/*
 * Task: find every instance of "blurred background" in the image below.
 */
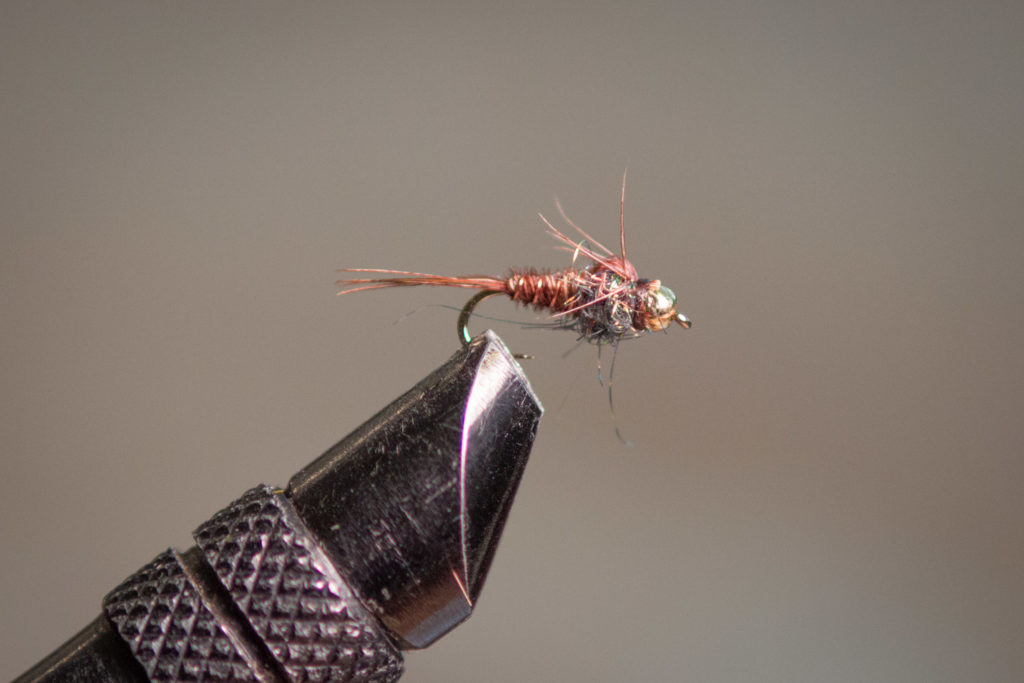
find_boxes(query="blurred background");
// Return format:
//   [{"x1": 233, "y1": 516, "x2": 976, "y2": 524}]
[{"x1": 3, "y1": 2, "x2": 1022, "y2": 681}]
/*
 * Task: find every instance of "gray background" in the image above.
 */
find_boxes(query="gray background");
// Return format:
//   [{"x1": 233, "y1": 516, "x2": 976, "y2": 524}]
[{"x1": 3, "y1": 2, "x2": 1022, "y2": 681}]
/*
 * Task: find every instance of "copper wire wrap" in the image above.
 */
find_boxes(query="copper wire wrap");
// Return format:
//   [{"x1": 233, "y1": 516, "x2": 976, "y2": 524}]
[{"x1": 504, "y1": 269, "x2": 577, "y2": 313}]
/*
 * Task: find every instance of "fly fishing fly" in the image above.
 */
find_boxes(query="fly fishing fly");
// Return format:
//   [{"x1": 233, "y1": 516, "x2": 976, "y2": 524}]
[
  {"x1": 338, "y1": 178, "x2": 690, "y2": 343},
  {"x1": 337, "y1": 175, "x2": 692, "y2": 442}
]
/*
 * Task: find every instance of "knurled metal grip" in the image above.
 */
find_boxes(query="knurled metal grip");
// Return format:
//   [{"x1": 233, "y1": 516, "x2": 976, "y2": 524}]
[
  {"x1": 102, "y1": 485, "x2": 404, "y2": 682},
  {"x1": 103, "y1": 549, "x2": 259, "y2": 681},
  {"x1": 194, "y1": 485, "x2": 402, "y2": 682}
]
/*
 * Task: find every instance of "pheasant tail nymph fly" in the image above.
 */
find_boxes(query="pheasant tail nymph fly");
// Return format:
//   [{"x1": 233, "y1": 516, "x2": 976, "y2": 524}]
[{"x1": 336, "y1": 177, "x2": 692, "y2": 349}]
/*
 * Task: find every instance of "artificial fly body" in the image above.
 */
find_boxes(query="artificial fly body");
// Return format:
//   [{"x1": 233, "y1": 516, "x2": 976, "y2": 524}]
[
  {"x1": 337, "y1": 177, "x2": 691, "y2": 345},
  {"x1": 336, "y1": 176, "x2": 692, "y2": 442}
]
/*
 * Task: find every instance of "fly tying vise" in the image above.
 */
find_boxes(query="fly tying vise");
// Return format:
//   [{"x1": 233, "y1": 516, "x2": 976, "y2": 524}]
[{"x1": 336, "y1": 176, "x2": 692, "y2": 351}]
